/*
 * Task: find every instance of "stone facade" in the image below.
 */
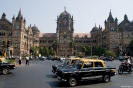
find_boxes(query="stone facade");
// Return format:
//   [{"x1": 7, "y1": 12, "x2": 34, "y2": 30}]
[
  {"x1": 0, "y1": 9, "x2": 133, "y2": 58},
  {"x1": 0, "y1": 10, "x2": 40, "y2": 58}
]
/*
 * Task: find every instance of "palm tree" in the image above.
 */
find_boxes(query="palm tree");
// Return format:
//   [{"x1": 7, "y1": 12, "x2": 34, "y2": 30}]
[
  {"x1": 70, "y1": 40, "x2": 76, "y2": 55},
  {"x1": 52, "y1": 40, "x2": 59, "y2": 56}
]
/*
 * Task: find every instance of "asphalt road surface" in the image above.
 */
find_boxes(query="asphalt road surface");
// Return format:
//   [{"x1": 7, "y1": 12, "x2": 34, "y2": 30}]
[{"x1": 0, "y1": 59, "x2": 133, "y2": 88}]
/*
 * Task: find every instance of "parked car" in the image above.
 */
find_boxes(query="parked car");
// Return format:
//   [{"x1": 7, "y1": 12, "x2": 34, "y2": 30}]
[
  {"x1": 57, "y1": 59, "x2": 116, "y2": 87},
  {"x1": 119, "y1": 56, "x2": 125, "y2": 61},
  {"x1": 102, "y1": 56, "x2": 114, "y2": 61},
  {"x1": 38, "y1": 57, "x2": 45, "y2": 61},
  {"x1": 0, "y1": 57, "x2": 16, "y2": 75}
]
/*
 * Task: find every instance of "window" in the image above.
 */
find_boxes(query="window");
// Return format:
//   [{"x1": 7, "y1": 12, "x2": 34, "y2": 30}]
[
  {"x1": 95, "y1": 62, "x2": 103, "y2": 67},
  {"x1": 83, "y1": 62, "x2": 93, "y2": 68}
]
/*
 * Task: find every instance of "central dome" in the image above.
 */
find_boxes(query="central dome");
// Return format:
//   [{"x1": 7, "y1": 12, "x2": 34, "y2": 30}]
[
  {"x1": 59, "y1": 11, "x2": 71, "y2": 19},
  {"x1": 91, "y1": 26, "x2": 99, "y2": 32}
]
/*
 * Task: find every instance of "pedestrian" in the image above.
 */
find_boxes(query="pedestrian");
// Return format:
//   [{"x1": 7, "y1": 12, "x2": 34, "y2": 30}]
[
  {"x1": 19, "y1": 56, "x2": 22, "y2": 65},
  {"x1": 26, "y1": 56, "x2": 29, "y2": 65}
]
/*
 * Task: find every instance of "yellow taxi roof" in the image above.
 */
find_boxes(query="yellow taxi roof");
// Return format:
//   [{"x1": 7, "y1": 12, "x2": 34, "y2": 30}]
[
  {"x1": 0, "y1": 57, "x2": 6, "y2": 62},
  {"x1": 79, "y1": 58, "x2": 104, "y2": 62}
]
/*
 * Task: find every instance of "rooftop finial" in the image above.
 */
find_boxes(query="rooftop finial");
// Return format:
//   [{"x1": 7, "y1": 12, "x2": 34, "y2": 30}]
[
  {"x1": 95, "y1": 23, "x2": 96, "y2": 27},
  {"x1": 64, "y1": 6, "x2": 66, "y2": 11}
]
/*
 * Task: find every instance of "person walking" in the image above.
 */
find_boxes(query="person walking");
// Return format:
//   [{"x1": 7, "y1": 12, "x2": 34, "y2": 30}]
[
  {"x1": 26, "y1": 56, "x2": 29, "y2": 65},
  {"x1": 19, "y1": 56, "x2": 22, "y2": 65}
]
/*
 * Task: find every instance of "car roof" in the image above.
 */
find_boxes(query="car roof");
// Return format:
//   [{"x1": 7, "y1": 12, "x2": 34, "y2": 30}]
[
  {"x1": 0, "y1": 57, "x2": 6, "y2": 62},
  {"x1": 80, "y1": 58, "x2": 104, "y2": 62},
  {"x1": 68, "y1": 58, "x2": 81, "y2": 60}
]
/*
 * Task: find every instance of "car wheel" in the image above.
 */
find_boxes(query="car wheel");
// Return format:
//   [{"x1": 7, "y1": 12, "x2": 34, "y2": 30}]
[
  {"x1": 68, "y1": 77, "x2": 78, "y2": 87},
  {"x1": 102, "y1": 74, "x2": 110, "y2": 83},
  {"x1": 2, "y1": 68, "x2": 9, "y2": 75},
  {"x1": 118, "y1": 68, "x2": 123, "y2": 74}
]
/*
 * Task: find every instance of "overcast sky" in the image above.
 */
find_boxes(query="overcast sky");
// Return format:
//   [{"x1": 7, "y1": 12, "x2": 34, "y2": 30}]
[{"x1": 0, "y1": 0, "x2": 133, "y2": 33}]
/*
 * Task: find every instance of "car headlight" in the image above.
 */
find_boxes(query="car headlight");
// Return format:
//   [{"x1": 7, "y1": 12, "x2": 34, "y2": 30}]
[{"x1": 112, "y1": 69, "x2": 116, "y2": 73}]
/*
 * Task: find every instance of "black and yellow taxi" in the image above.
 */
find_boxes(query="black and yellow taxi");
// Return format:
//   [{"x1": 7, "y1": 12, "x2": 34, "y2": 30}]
[
  {"x1": 0, "y1": 57, "x2": 16, "y2": 75},
  {"x1": 57, "y1": 58, "x2": 116, "y2": 87},
  {"x1": 52, "y1": 57, "x2": 82, "y2": 74}
]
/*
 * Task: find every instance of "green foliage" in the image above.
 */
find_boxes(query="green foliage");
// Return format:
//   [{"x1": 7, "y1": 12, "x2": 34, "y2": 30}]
[
  {"x1": 39, "y1": 46, "x2": 44, "y2": 56},
  {"x1": 49, "y1": 47, "x2": 54, "y2": 55},
  {"x1": 82, "y1": 46, "x2": 106, "y2": 56},
  {"x1": 82, "y1": 46, "x2": 86, "y2": 53},
  {"x1": 105, "y1": 50, "x2": 116, "y2": 57},
  {"x1": 86, "y1": 46, "x2": 91, "y2": 56},
  {"x1": 30, "y1": 46, "x2": 37, "y2": 56},
  {"x1": 52, "y1": 40, "x2": 59, "y2": 55},
  {"x1": 44, "y1": 47, "x2": 49, "y2": 56}
]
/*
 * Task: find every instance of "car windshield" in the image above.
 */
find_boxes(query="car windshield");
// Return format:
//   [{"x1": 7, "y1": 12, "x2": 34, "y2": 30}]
[
  {"x1": 75, "y1": 61, "x2": 84, "y2": 68},
  {"x1": 64, "y1": 59, "x2": 71, "y2": 64}
]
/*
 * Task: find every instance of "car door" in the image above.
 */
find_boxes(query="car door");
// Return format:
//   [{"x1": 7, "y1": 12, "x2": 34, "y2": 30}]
[
  {"x1": 79, "y1": 62, "x2": 95, "y2": 80},
  {"x1": 94, "y1": 62, "x2": 105, "y2": 78}
]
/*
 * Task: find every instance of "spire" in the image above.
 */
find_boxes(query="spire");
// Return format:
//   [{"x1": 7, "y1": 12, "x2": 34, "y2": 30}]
[
  {"x1": 16, "y1": 9, "x2": 23, "y2": 21},
  {"x1": 18, "y1": 9, "x2": 22, "y2": 17},
  {"x1": 115, "y1": 17, "x2": 118, "y2": 22},
  {"x1": 99, "y1": 25, "x2": 100, "y2": 29},
  {"x1": 1, "y1": 13, "x2": 6, "y2": 19},
  {"x1": 124, "y1": 14, "x2": 128, "y2": 21},
  {"x1": 107, "y1": 10, "x2": 114, "y2": 22},
  {"x1": 12, "y1": 14, "x2": 15, "y2": 19}
]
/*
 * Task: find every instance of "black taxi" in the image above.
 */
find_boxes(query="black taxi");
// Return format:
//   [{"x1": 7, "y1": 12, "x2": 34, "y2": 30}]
[{"x1": 57, "y1": 58, "x2": 116, "y2": 87}]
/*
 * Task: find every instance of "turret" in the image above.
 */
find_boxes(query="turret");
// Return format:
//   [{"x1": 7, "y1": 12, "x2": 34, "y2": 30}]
[
  {"x1": 107, "y1": 10, "x2": 114, "y2": 22},
  {"x1": 124, "y1": 14, "x2": 128, "y2": 21},
  {"x1": 1, "y1": 13, "x2": 6, "y2": 19}
]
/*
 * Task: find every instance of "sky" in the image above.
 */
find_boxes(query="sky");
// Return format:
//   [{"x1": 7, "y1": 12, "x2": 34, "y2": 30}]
[{"x1": 0, "y1": 0, "x2": 133, "y2": 33}]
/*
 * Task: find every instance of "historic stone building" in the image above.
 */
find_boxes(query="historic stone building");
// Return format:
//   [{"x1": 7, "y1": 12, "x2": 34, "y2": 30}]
[
  {"x1": 0, "y1": 9, "x2": 133, "y2": 58},
  {"x1": 0, "y1": 9, "x2": 40, "y2": 58}
]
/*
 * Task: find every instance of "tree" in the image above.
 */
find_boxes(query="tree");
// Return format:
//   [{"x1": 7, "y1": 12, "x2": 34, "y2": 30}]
[
  {"x1": 49, "y1": 47, "x2": 54, "y2": 55},
  {"x1": 52, "y1": 40, "x2": 59, "y2": 56},
  {"x1": 82, "y1": 46, "x2": 86, "y2": 56},
  {"x1": 30, "y1": 46, "x2": 37, "y2": 57},
  {"x1": 86, "y1": 46, "x2": 91, "y2": 56},
  {"x1": 70, "y1": 40, "x2": 76, "y2": 55},
  {"x1": 39, "y1": 46, "x2": 44, "y2": 56},
  {"x1": 44, "y1": 47, "x2": 49, "y2": 56},
  {"x1": 105, "y1": 50, "x2": 116, "y2": 57}
]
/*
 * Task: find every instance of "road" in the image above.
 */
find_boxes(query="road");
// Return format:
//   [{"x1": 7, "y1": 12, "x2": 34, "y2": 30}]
[{"x1": 0, "y1": 60, "x2": 133, "y2": 88}]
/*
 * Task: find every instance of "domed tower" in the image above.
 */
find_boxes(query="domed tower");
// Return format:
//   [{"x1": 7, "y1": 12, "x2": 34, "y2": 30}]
[
  {"x1": 56, "y1": 7, "x2": 74, "y2": 56},
  {"x1": 90, "y1": 24, "x2": 99, "y2": 47},
  {"x1": 31, "y1": 24, "x2": 40, "y2": 47}
]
